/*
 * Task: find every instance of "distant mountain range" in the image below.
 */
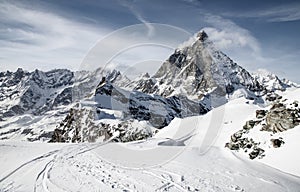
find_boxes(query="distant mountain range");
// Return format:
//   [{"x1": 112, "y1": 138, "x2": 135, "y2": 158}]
[{"x1": 0, "y1": 30, "x2": 298, "y2": 143}]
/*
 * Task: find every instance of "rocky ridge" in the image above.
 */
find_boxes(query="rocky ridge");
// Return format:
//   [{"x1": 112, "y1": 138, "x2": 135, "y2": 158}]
[{"x1": 50, "y1": 104, "x2": 154, "y2": 143}]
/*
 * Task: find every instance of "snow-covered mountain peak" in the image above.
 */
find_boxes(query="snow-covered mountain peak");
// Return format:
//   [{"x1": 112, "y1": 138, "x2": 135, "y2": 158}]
[
  {"x1": 125, "y1": 29, "x2": 262, "y2": 102},
  {"x1": 197, "y1": 30, "x2": 209, "y2": 42},
  {"x1": 252, "y1": 69, "x2": 299, "y2": 91},
  {"x1": 177, "y1": 30, "x2": 210, "y2": 50}
]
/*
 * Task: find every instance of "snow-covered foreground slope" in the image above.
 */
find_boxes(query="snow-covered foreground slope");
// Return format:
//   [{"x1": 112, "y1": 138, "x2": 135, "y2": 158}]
[
  {"x1": 192, "y1": 87, "x2": 300, "y2": 177},
  {"x1": 1, "y1": 88, "x2": 300, "y2": 192},
  {"x1": 1, "y1": 139, "x2": 300, "y2": 191}
]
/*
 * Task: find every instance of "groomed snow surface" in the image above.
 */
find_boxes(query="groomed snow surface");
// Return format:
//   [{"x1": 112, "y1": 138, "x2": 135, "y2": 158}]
[{"x1": 1, "y1": 89, "x2": 300, "y2": 191}]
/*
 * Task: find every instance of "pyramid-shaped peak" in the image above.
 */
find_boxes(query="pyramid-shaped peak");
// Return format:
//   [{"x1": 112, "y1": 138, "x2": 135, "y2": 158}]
[{"x1": 197, "y1": 30, "x2": 208, "y2": 42}]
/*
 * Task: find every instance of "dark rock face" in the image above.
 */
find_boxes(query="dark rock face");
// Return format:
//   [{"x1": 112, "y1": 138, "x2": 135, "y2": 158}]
[
  {"x1": 95, "y1": 80, "x2": 208, "y2": 129},
  {"x1": 168, "y1": 50, "x2": 187, "y2": 68},
  {"x1": 197, "y1": 31, "x2": 208, "y2": 42},
  {"x1": 53, "y1": 87, "x2": 73, "y2": 107},
  {"x1": 271, "y1": 138, "x2": 285, "y2": 148},
  {"x1": 256, "y1": 110, "x2": 266, "y2": 119},
  {"x1": 225, "y1": 84, "x2": 235, "y2": 94},
  {"x1": 264, "y1": 103, "x2": 299, "y2": 133},
  {"x1": 225, "y1": 124, "x2": 265, "y2": 160},
  {"x1": 249, "y1": 147, "x2": 265, "y2": 160},
  {"x1": 133, "y1": 78, "x2": 156, "y2": 93},
  {"x1": 50, "y1": 128, "x2": 66, "y2": 142},
  {"x1": 50, "y1": 107, "x2": 154, "y2": 143},
  {"x1": 243, "y1": 120, "x2": 258, "y2": 130},
  {"x1": 266, "y1": 93, "x2": 282, "y2": 102},
  {"x1": 230, "y1": 130, "x2": 243, "y2": 142}
]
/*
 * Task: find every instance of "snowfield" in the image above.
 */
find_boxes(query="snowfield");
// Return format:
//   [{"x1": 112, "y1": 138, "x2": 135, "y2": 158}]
[{"x1": 1, "y1": 88, "x2": 300, "y2": 192}]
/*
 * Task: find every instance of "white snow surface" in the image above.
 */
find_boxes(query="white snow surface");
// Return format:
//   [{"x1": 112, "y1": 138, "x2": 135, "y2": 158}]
[{"x1": 1, "y1": 88, "x2": 300, "y2": 191}]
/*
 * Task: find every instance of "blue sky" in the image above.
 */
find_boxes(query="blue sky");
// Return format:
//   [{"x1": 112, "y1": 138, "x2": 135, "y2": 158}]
[{"x1": 0, "y1": 0, "x2": 300, "y2": 82}]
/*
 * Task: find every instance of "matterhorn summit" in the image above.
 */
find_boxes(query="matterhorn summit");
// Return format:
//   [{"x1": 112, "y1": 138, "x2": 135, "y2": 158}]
[{"x1": 126, "y1": 30, "x2": 263, "y2": 104}]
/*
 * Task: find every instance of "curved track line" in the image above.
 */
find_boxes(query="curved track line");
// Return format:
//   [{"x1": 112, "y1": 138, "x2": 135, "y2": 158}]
[{"x1": 0, "y1": 150, "x2": 59, "y2": 183}]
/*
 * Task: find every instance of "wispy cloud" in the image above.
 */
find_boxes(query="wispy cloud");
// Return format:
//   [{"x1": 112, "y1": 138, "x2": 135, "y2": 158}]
[
  {"x1": 257, "y1": 4, "x2": 300, "y2": 22},
  {"x1": 0, "y1": 1, "x2": 109, "y2": 71},
  {"x1": 119, "y1": 0, "x2": 155, "y2": 37},
  {"x1": 203, "y1": 14, "x2": 261, "y2": 54},
  {"x1": 224, "y1": 3, "x2": 300, "y2": 22},
  {"x1": 198, "y1": 14, "x2": 273, "y2": 74}
]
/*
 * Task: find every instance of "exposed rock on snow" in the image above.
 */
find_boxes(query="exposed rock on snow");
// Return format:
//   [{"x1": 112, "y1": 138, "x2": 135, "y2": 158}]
[
  {"x1": 270, "y1": 138, "x2": 285, "y2": 148},
  {"x1": 49, "y1": 106, "x2": 103, "y2": 143},
  {"x1": 249, "y1": 147, "x2": 265, "y2": 160},
  {"x1": 256, "y1": 110, "x2": 266, "y2": 119},
  {"x1": 263, "y1": 103, "x2": 300, "y2": 133},
  {"x1": 225, "y1": 120, "x2": 265, "y2": 160},
  {"x1": 226, "y1": 95, "x2": 300, "y2": 159}
]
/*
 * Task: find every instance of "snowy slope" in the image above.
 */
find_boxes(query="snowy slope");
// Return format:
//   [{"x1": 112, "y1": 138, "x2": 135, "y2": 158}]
[
  {"x1": 193, "y1": 87, "x2": 300, "y2": 176},
  {"x1": 1, "y1": 93, "x2": 300, "y2": 192}
]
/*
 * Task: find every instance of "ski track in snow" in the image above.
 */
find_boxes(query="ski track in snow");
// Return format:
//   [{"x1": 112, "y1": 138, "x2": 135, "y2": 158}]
[
  {"x1": 0, "y1": 149, "x2": 59, "y2": 183},
  {"x1": 1, "y1": 141, "x2": 299, "y2": 192}
]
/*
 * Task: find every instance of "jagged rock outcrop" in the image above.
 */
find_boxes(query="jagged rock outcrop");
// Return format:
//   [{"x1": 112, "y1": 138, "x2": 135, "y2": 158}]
[
  {"x1": 50, "y1": 105, "x2": 154, "y2": 143},
  {"x1": 256, "y1": 110, "x2": 266, "y2": 119},
  {"x1": 225, "y1": 120, "x2": 265, "y2": 160},
  {"x1": 265, "y1": 92, "x2": 282, "y2": 102},
  {"x1": 271, "y1": 138, "x2": 285, "y2": 148},
  {"x1": 50, "y1": 106, "x2": 104, "y2": 143},
  {"x1": 263, "y1": 103, "x2": 300, "y2": 133},
  {"x1": 226, "y1": 95, "x2": 299, "y2": 159}
]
